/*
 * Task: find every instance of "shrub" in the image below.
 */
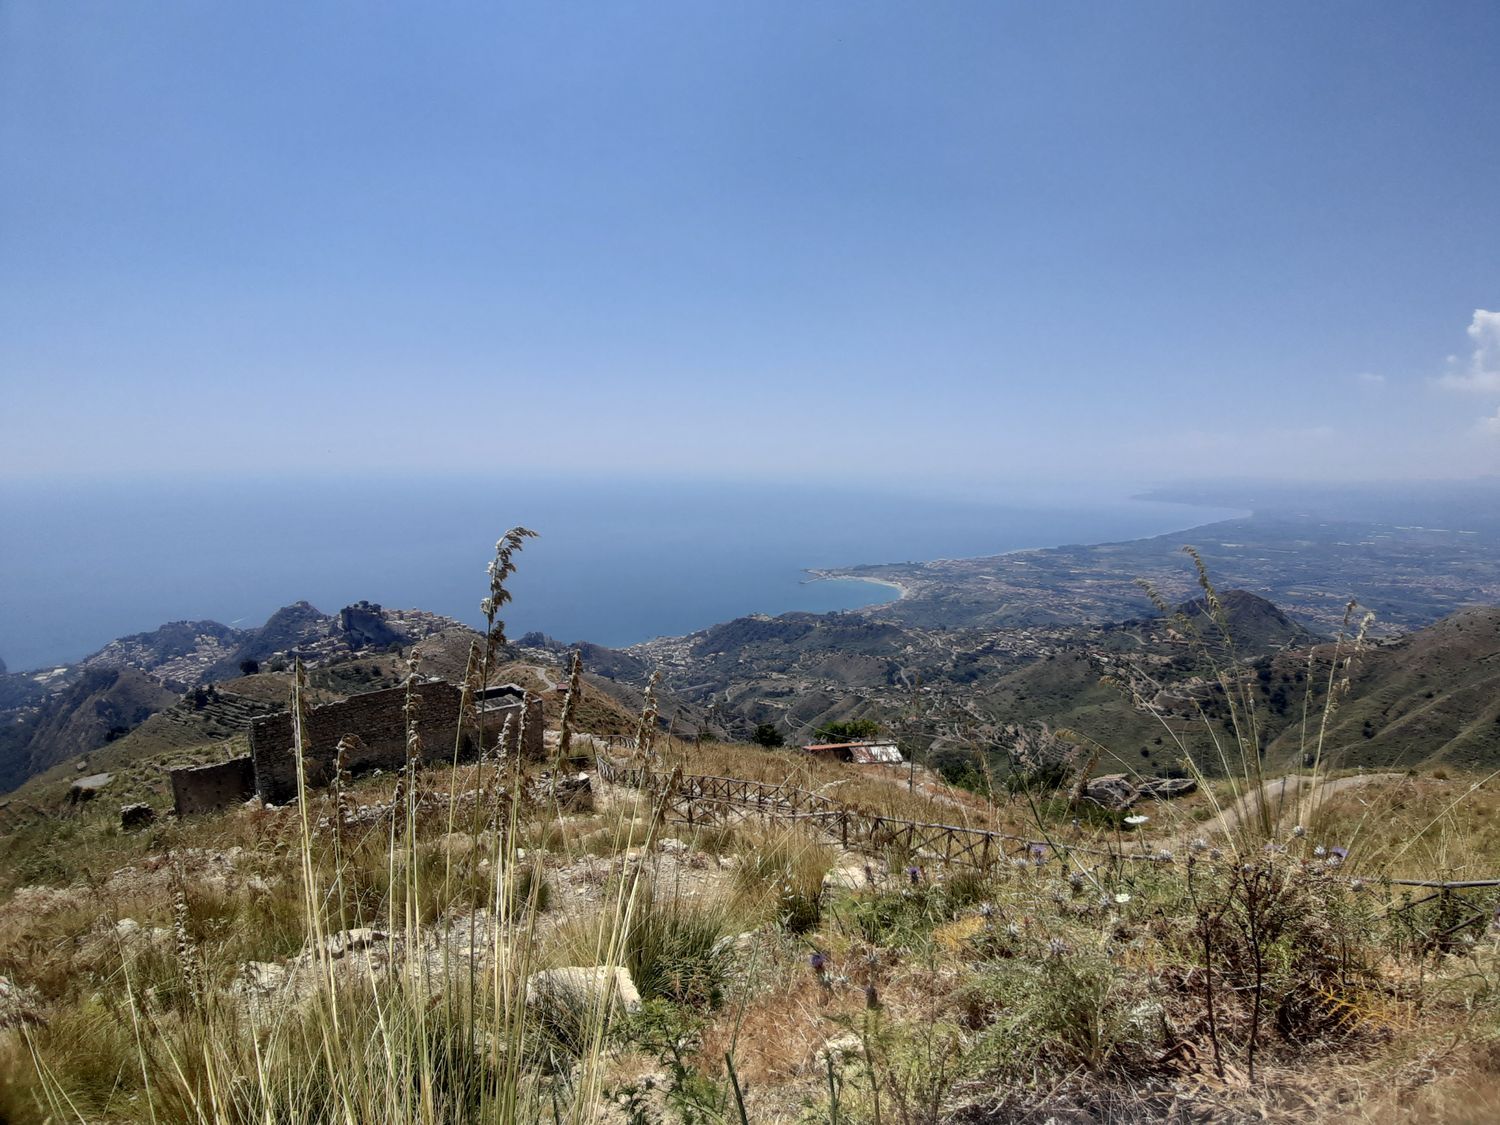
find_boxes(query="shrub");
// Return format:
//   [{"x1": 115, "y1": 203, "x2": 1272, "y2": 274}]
[
  {"x1": 623, "y1": 892, "x2": 732, "y2": 1008},
  {"x1": 846, "y1": 873, "x2": 992, "y2": 949},
  {"x1": 732, "y1": 827, "x2": 832, "y2": 933},
  {"x1": 967, "y1": 951, "x2": 1149, "y2": 1077},
  {"x1": 752, "y1": 723, "x2": 785, "y2": 748}
]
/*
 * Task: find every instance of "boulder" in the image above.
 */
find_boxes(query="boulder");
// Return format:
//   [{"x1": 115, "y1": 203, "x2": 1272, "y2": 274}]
[
  {"x1": 1081, "y1": 774, "x2": 1138, "y2": 810},
  {"x1": 68, "y1": 773, "x2": 113, "y2": 805},
  {"x1": 0, "y1": 975, "x2": 43, "y2": 1029},
  {"x1": 824, "y1": 858, "x2": 873, "y2": 890},
  {"x1": 326, "y1": 928, "x2": 387, "y2": 958},
  {"x1": 818, "y1": 1033, "x2": 866, "y2": 1067},
  {"x1": 234, "y1": 961, "x2": 292, "y2": 1001},
  {"x1": 533, "y1": 771, "x2": 593, "y2": 812},
  {"x1": 120, "y1": 803, "x2": 156, "y2": 831},
  {"x1": 526, "y1": 966, "x2": 642, "y2": 1016}
]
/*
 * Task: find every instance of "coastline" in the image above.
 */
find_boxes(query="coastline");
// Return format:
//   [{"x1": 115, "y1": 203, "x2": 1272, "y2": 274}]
[
  {"x1": 632, "y1": 507, "x2": 1250, "y2": 651},
  {"x1": 801, "y1": 571, "x2": 912, "y2": 603},
  {"x1": 2, "y1": 484, "x2": 1246, "y2": 670},
  {"x1": 803, "y1": 504, "x2": 1253, "y2": 600}
]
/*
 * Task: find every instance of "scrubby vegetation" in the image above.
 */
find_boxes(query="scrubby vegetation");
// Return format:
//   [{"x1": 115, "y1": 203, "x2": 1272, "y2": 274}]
[{"x1": 6, "y1": 540, "x2": 1500, "y2": 1123}]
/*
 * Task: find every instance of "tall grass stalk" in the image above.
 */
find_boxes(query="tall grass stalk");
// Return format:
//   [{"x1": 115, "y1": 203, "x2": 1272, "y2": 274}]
[
  {"x1": 556, "y1": 650, "x2": 583, "y2": 772},
  {"x1": 1132, "y1": 551, "x2": 1375, "y2": 852}
]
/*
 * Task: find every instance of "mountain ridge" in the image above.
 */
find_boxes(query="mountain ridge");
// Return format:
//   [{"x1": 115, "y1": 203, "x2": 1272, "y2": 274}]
[{"x1": 0, "y1": 600, "x2": 466, "y2": 796}]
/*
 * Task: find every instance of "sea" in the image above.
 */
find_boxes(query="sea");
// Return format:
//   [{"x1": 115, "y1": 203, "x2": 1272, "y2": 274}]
[{"x1": 0, "y1": 475, "x2": 1241, "y2": 673}]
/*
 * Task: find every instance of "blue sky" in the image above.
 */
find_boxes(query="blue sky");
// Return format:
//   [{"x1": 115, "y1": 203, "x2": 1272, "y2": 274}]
[{"x1": 3, "y1": 1, "x2": 1499, "y2": 485}]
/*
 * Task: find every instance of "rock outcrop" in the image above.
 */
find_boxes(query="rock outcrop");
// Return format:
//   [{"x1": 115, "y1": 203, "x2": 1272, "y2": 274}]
[
  {"x1": 526, "y1": 966, "x2": 643, "y2": 1016},
  {"x1": 1081, "y1": 773, "x2": 1197, "y2": 810}
]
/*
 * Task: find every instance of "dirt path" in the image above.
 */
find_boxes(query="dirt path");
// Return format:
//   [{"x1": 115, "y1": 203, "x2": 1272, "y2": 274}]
[{"x1": 1185, "y1": 771, "x2": 1408, "y2": 843}]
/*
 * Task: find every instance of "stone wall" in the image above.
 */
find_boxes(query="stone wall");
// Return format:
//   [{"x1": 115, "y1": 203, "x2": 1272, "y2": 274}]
[
  {"x1": 249, "y1": 680, "x2": 470, "y2": 804},
  {"x1": 477, "y1": 685, "x2": 546, "y2": 763},
  {"x1": 171, "y1": 756, "x2": 255, "y2": 816},
  {"x1": 246, "y1": 680, "x2": 548, "y2": 803}
]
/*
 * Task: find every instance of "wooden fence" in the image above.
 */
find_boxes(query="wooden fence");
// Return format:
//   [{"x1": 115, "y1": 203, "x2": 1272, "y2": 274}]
[
  {"x1": 594, "y1": 755, "x2": 1500, "y2": 892},
  {"x1": 595, "y1": 756, "x2": 1145, "y2": 872}
]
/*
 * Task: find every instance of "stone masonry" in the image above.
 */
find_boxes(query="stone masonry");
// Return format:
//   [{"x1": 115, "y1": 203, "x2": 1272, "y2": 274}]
[
  {"x1": 248, "y1": 679, "x2": 544, "y2": 804},
  {"x1": 171, "y1": 756, "x2": 256, "y2": 816}
]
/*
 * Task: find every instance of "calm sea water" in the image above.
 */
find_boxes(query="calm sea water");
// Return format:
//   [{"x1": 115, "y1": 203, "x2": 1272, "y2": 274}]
[{"x1": 0, "y1": 475, "x2": 1239, "y2": 672}]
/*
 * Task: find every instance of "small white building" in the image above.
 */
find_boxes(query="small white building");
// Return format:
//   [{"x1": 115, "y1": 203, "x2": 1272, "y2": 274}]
[{"x1": 802, "y1": 740, "x2": 904, "y2": 765}]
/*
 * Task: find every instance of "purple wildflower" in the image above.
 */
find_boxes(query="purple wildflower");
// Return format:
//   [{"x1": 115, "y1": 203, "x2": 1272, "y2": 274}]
[
  {"x1": 906, "y1": 865, "x2": 922, "y2": 885},
  {"x1": 809, "y1": 952, "x2": 828, "y2": 972},
  {"x1": 1029, "y1": 842, "x2": 1049, "y2": 865}
]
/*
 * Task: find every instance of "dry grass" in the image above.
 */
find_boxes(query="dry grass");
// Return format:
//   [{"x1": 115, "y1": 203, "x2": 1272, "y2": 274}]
[
  {"x1": 8, "y1": 549, "x2": 1500, "y2": 1122},
  {"x1": 9, "y1": 747, "x2": 1500, "y2": 1122}
]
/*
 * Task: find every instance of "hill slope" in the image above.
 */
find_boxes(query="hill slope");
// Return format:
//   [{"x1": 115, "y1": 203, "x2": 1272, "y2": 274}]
[
  {"x1": 0, "y1": 668, "x2": 179, "y2": 792},
  {"x1": 1266, "y1": 606, "x2": 1500, "y2": 771},
  {"x1": 0, "y1": 602, "x2": 467, "y2": 797}
]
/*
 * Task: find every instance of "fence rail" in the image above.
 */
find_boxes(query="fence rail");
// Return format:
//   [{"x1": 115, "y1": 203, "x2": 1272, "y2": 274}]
[
  {"x1": 594, "y1": 755, "x2": 1500, "y2": 892},
  {"x1": 596, "y1": 756, "x2": 1158, "y2": 872}
]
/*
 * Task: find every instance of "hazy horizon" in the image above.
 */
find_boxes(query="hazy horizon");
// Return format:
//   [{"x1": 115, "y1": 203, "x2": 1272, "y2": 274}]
[{"x1": 0, "y1": 474, "x2": 1247, "y2": 671}]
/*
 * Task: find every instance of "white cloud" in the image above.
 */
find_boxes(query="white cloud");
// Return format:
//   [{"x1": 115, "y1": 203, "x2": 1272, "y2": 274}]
[
  {"x1": 1354, "y1": 371, "x2": 1385, "y2": 385},
  {"x1": 1436, "y1": 309, "x2": 1500, "y2": 393}
]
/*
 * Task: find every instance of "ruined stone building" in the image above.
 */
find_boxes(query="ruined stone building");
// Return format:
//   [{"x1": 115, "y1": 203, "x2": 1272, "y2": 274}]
[
  {"x1": 171, "y1": 757, "x2": 256, "y2": 816},
  {"x1": 169, "y1": 678, "x2": 544, "y2": 811}
]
